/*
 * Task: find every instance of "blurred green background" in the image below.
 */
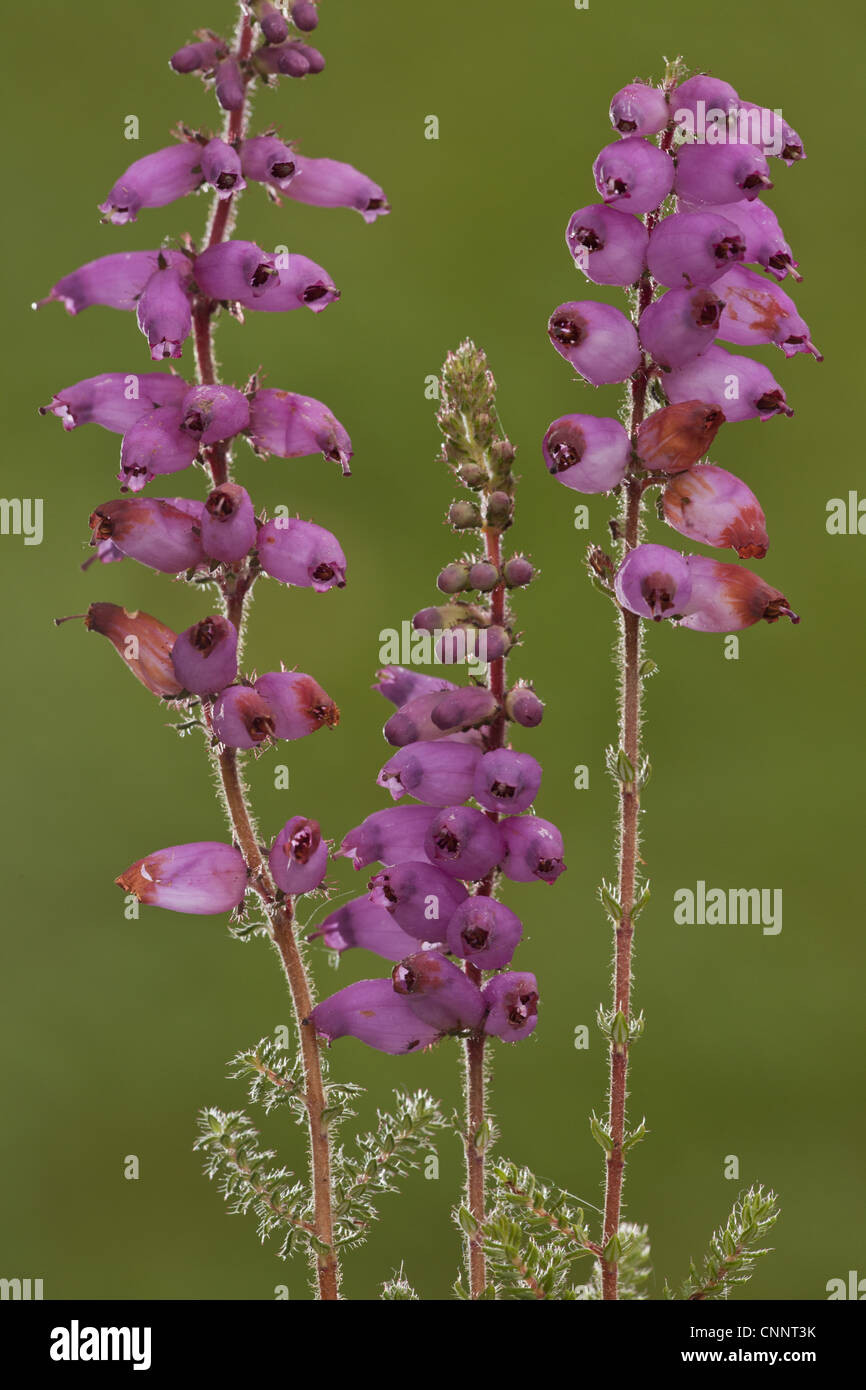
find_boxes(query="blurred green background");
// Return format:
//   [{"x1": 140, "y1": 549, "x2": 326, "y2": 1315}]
[{"x1": 2, "y1": 0, "x2": 863, "y2": 1302}]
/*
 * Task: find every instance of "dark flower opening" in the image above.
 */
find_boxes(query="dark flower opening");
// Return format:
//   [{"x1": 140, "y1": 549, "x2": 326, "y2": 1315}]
[
  {"x1": 507, "y1": 989, "x2": 538, "y2": 1027},
  {"x1": 614, "y1": 118, "x2": 637, "y2": 134},
  {"x1": 693, "y1": 291, "x2": 723, "y2": 327},
  {"x1": 215, "y1": 172, "x2": 237, "y2": 190},
  {"x1": 435, "y1": 830, "x2": 461, "y2": 855},
  {"x1": 251, "y1": 263, "x2": 272, "y2": 287},
  {"x1": 604, "y1": 177, "x2": 629, "y2": 197},
  {"x1": 742, "y1": 172, "x2": 773, "y2": 192},
  {"x1": 549, "y1": 312, "x2": 587, "y2": 347},
  {"x1": 462, "y1": 924, "x2": 490, "y2": 951},
  {"x1": 312, "y1": 562, "x2": 335, "y2": 583},
  {"x1": 713, "y1": 234, "x2": 745, "y2": 263},
  {"x1": 755, "y1": 390, "x2": 792, "y2": 417},
  {"x1": 191, "y1": 618, "x2": 221, "y2": 654},
  {"x1": 270, "y1": 160, "x2": 296, "y2": 179},
  {"x1": 290, "y1": 825, "x2": 318, "y2": 863},
  {"x1": 248, "y1": 714, "x2": 276, "y2": 742},
  {"x1": 183, "y1": 409, "x2": 205, "y2": 434},
  {"x1": 489, "y1": 779, "x2": 516, "y2": 801},
  {"x1": 573, "y1": 225, "x2": 604, "y2": 252},
  {"x1": 206, "y1": 488, "x2": 236, "y2": 519},
  {"x1": 303, "y1": 284, "x2": 330, "y2": 303}
]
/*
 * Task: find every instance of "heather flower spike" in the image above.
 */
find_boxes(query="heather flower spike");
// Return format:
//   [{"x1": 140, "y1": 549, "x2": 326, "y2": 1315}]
[
  {"x1": 42, "y1": 0, "x2": 391, "y2": 1302},
  {"x1": 539, "y1": 57, "x2": 809, "y2": 1297}
]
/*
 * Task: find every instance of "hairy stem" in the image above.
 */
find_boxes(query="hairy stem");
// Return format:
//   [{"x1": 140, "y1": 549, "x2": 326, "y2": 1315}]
[
  {"x1": 191, "y1": 11, "x2": 339, "y2": 1300},
  {"x1": 463, "y1": 524, "x2": 507, "y2": 1297},
  {"x1": 599, "y1": 91, "x2": 676, "y2": 1300}
]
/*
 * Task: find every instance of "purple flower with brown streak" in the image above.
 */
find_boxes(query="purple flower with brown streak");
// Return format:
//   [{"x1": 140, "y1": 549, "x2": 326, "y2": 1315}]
[{"x1": 44, "y1": 0, "x2": 390, "y2": 1303}]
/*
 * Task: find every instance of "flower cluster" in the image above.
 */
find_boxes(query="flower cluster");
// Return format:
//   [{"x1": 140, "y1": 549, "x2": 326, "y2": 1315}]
[
  {"x1": 308, "y1": 343, "x2": 565, "y2": 1056},
  {"x1": 41, "y1": 5, "x2": 387, "y2": 917},
  {"x1": 545, "y1": 69, "x2": 818, "y2": 632}
]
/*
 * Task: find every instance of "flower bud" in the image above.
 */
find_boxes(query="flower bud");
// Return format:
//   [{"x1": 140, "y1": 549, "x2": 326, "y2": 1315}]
[
  {"x1": 614, "y1": 541, "x2": 693, "y2": 620},
  {"x1": 464, "y1": 561, "x2": 496, "y2": 592},
  {"x1": 170, "y1": 39, "x2": 228, "y2": 73},
  {"x1": 501, "y1": 816, "x2": 565, "y2": 884},
  {"x1": 311, "y1": 978, "x2": 445, "y2": 1054},
  {"x1": 678, "y1": 554, "x2": 798, "y2": 631},
  {"x1": 713, "y1": 266, "x2": 821, "y2": 359},
  {"x1": 338, "y1": 807, "x2": 438, "y2": 870},
  {"x1": 193, "y1": 240, "x2": 279, "y2": 304},
  {"x1": 282, "y1": 155, "x2": 390, "y2": 222},
  {"x1": 670, "y1": 74, "x2": 739, "y2": 122},
  {"x1": 392, "y1": 951, "x2": 485, "y2": 1033},
  {"x1": 116, "y1": 841, "x2": 247, "y2": 914},
  {"x1": 171, "y1": 616, "x2": 238, "y2": 694},
  {"x1": 248, "y1": 389, "x2": 352, "y2": 474},
  {"x1": 257, "y1": 516, "x2": 346, "y2": 591},
  {"x1": 88, "y1": 497, "x2": 204, "y2": 573},
  {"x1": 98, "y1": 144, "x2": 203, "y2": 225},
  {"x1": 269, "y1": 815, "x2": 327, "y2": 894},
  {"x1": 675, "y1": 143, "x2": 773, "y2": 205},
  {"x1": 378, "y1": 741, "x2": 482, "y2": 806},
  {"x1": 449, "y1": 500, "x2": 482, "y2": 529},
  {"x1": 437, "y1": 561, "x2": 472, "y2": 594},
  {"x1": 119, "y1": 407, "x2": 199, "y2": 491},
  {"x1": 593, "y1": 137, "x2": 675, "y2": 214},
  {"x1": 310, "y1": 897, "x2": 425, "y2": 961},
  {"x1": 254, "y1": 0, "x2": 290, "y2": 41},
  {"x1": 240, "y1": 135, "x2": 298, "y2": 191},
  {"x1": 639, "y1": 287, "x2": 724, "y2": 369},
  {"x1": 609, "y1": 82, "x2": 669, "y2": 137},
  {"x1": 83, "y1": 602, "x2": 183, "y2": 698},
  {"x1": 212, "y1": 686, "x2": 276, "y2": 748},
  {"x1": 473, "y1": 749, "x2": 542, "y2": 815},
  {"x1": 665, "y1": 345, "x2": 793, "y2": 421},
  {"x1": 201, "y1": 137, "x2": 246, "y2": 197},
  {"x1": 646, "y1": 210, "x2": 746, "y2": 288},
  {"x1": 424, "y1": 806, "x2": 505, "y2": 882},
  {"x1": 504, "y1": 684, "x2": 544, "y2": 727},
  {"x1": 662, "y1": 464, "x2": 768, "y2": 559},
  {"x1": 383, "y1": 691, "x2": 475, "y2": 747},
  {"x1": 41, "y1": 373, "x2": 190, "y2": 433},
  {"x1": 566, "y1": 204, "x2": 650, "y2": 287},
  {"x1": 253, "y1": 670, "x2": 339, "y2": 740},
  {"x1": 634, "y1": 400, "x2": 725, "y2": 473},
  {"x1": 368, "y1": 862, "x2": 467, "y2": 940},
  {"x1": 37, "y1": 249, "x2": 191, "y2": 317},
  {"x1": 373, "y1": 667, "x2": 456, "y2": 707},
  {"x1": 446, "y1": 898, "x2": 523, "y2": 971},
  {"x1": 454, "y1": 461, "x2": 488, "y2": 489},
  {"x1": 180, "y1": 383, "x2": 250, "y2": 445},
  {"x1": 548, "y1": 301, "x2": 641, "y2": 386},
  {"x1": 201, "y1": 483, "x2": 257, "y2": 562},
  {"x1": 430, "y1": 686, "x2": 498, "y2": 732},
  {"x1": 485, "y1": 491, "x2": 514, "y2": 529},
  {"x1": 483, "y1": 972, "x2": 539, "y2": 1042},
  {"x1": 215, "y1": 56, "x2": 245, "y2": 110},
  {"x1": 136, "y1": 264, "x2": 193, "y2": 360},
  {"x1": 542, "y1": 413, "x2": 631, "y2": 493},
  {"x1": 502, "y1": 556, "x2": 534, "y2": 587},
  {"x1": 435, "y1": 626, "x2": 505, "y2": 667},
  {"x1": 290, "y1": 0, "x2": 319, "y2": 28}
]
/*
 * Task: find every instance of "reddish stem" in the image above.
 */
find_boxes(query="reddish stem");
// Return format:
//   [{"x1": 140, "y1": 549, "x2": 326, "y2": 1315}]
[
  {"x1": 191, "y1": 12, "x2": 339, "y2": 1300},
  {"x1": 599, "y1": 108, "x2": 675, "y2": 1302}
]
